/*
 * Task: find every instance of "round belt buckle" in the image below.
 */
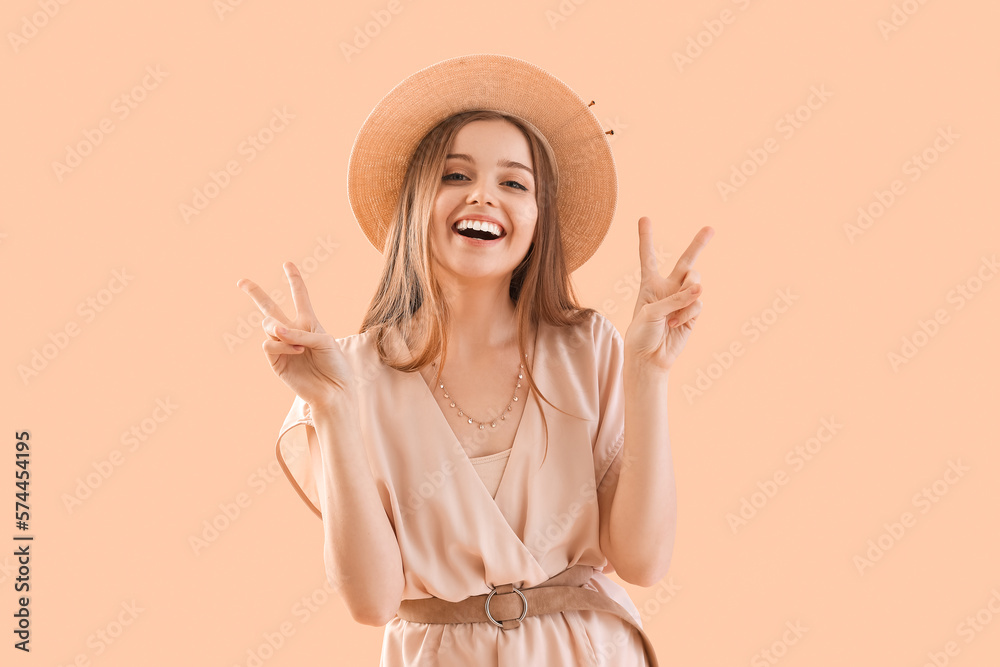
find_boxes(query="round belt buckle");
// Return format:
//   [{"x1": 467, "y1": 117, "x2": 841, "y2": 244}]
[{"x1": 485, "y1": 586, "x2": 527, "y2": 628}]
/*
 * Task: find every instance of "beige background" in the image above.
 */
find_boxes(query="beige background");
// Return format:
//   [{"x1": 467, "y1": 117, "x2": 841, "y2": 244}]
[{"x1": 3, "y1": 0, "x2": 999, "y2": 664}]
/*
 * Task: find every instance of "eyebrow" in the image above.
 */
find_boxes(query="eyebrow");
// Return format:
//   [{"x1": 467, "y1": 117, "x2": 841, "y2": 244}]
[{"x1": 445, "y1": 153, "x2": 534, "y2": 177}]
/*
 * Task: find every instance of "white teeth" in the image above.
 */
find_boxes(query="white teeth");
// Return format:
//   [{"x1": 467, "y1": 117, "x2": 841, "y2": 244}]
[{"x1": 455, "y1": 219, "x2": 502, "y2": 237}]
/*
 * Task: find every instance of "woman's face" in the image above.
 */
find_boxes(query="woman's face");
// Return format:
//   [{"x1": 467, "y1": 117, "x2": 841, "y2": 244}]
[{"x1": 428, "y1": 119, "x2": 538, "y2": 285}]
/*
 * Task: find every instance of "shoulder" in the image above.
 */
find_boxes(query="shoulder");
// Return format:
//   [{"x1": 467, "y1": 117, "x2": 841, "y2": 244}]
[
  {"x1": 327, "y1": 328, "x2": 399, "y2": 390},
  {"x1": 539, "y1": 310, "x2": 624, "y2": 378},
  {"x1": 332, "y1": 325, "x2": 373, "y2": 345},
  {"x1": 543, "y1": 308, "x2": 620, "y2": 340},
  {"x1": 585, "y1": 311, "x2": 626, "y2": 376},
  {"x1": 553, "y1": 309, "x2": 623, "y2": 352},
  {"x1": 331, "y1": 326, "x2": 393, "y2": 359},
  {"x1": 587, "y1": 310, "x2": 623, "y2": 342},
  {"x1": 325, "y1": 329, "x2": 370, "y2": 369}
]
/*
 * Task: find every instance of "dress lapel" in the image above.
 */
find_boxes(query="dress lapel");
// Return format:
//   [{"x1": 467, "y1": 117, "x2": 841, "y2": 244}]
[{"x1": 384, "y1": 323, "x2": 551, "y2": 586}]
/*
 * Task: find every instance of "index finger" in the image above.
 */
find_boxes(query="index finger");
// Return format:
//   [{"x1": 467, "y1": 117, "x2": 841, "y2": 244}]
[
  {"x1": 668, "y1": 226, "x2": 715, "y2": 282},
  {"x1": 236, "y1": 276, "x2": 290, "y2": 324},
  {"x1": 282, "y1": 261, "x2": 319, "y2": 322}
]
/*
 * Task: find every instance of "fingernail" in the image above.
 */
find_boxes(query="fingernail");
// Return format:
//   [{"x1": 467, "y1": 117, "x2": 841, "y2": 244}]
[
  {"x1": 668, "y1": 318, "x2": 679, "y2": 327},
  {"x1": 277, "y1": 326, "x2": 288, "y2": 334}
]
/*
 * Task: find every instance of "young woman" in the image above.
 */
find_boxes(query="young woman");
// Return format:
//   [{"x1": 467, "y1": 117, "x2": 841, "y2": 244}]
[{"x1": 237, "y1": 54, "x2": 712, "y2": 666}]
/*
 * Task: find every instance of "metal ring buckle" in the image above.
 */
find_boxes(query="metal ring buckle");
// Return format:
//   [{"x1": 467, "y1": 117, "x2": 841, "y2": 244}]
[{"x1": 484, "y1": 586, "x2": 527, "y2": 628}]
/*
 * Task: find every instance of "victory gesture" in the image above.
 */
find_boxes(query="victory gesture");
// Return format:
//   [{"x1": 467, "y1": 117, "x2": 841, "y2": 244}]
[
  {"x1": 236, "y1": 262, "x2": 355, "y2": 407},
  {"x1": 625, "y1": 217, "x2": 715, "y2": 372}
]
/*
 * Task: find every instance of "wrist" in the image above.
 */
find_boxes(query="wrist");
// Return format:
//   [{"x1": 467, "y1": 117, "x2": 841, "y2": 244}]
[
  {"x1": 308, "y1": 389, "x2": 358, "y2": 416},
  {"x1": 624, "y1": 354, "x2": 671, "y2": 379}
]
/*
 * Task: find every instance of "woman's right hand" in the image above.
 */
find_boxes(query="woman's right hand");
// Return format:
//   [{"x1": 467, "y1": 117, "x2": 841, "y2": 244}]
[{"x1": 236, "y1": 261, "x2": 355, "y2": 408}]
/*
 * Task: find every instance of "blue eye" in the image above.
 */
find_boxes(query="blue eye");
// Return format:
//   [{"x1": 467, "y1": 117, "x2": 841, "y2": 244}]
[
  {"x1": 442, "y1": 172, "x2": 468, "y2": 181},
  {"x1": 504, "y1": 180, "x2": 528, "y2": 191}
]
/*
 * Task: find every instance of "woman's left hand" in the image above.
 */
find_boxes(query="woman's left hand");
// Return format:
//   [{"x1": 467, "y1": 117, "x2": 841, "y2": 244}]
[{"x1": 624, "y1": 217, "x2": 715, "y2": 372}]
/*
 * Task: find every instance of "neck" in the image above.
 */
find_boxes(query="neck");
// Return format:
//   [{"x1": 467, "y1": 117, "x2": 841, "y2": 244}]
[
  {"x1": 438, "y1": 272, "x2": 518, "y2": 355},
  {"x1": 404, "y1": 272, "x2": 525, "y2": 365}
]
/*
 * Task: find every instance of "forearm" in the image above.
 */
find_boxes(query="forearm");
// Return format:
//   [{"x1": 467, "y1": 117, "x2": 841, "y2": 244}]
[
  {"x1": 310, "y1": 396, "x2": 404, "y2": 625},
  {"x1": 607, "y1": 358, "x2": 677, "y2": 586}
]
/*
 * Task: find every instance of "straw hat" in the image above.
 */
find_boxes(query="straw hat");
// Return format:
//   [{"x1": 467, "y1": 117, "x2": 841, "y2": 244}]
[{"x1": 346, "y1": 53, "x2": 618, "y2": 274}]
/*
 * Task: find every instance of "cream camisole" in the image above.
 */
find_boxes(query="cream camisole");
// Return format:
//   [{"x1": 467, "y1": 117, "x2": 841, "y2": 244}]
[{"x1": 467, "y1": 447, "x2": 513, "y2": 498}]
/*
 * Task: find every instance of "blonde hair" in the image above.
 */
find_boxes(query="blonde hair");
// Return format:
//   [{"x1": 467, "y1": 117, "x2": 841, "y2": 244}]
[{"x1": 359, "y1": 110, "x2": 596, "y2": 463}]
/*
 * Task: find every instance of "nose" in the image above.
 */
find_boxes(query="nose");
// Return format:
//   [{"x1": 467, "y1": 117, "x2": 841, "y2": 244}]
[{"x1": 466, "y1": 180, "x2": 497, "y2": 207}]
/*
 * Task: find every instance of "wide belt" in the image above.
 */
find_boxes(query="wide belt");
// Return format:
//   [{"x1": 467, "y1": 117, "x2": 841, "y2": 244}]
[{"x1": 395, "y1": 565, "x2": 659, "y2": 667}]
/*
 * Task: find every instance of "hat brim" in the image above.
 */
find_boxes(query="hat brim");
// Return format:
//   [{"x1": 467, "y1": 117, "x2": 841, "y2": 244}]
[{"x1": 347, "y1": 53, "x2": 617, "y2": 274}]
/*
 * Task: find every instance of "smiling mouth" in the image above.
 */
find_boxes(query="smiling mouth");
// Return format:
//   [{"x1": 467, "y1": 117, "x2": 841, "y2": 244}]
[{"x1": 452, "y1": 222, "x2": 505, "y2": 241}]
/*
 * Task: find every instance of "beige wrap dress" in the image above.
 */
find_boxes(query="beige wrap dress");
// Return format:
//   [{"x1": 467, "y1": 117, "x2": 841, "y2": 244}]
[{"x1": 275, "y1": 310, "x2": 653, "y2": 666}]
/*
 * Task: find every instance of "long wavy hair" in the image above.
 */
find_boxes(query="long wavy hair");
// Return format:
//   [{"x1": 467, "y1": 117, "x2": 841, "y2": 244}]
[{"x1": 358, "y1": 109, "x2": 596, "y2": 464}]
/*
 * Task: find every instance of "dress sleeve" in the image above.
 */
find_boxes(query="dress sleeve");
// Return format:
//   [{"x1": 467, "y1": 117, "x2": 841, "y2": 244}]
[
  {"x1": 274, "y1": 395, "x2": 323, "y2": 519},
  {"x1": 592, "y1": 312, "x2": 627, "y2": 491}
]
